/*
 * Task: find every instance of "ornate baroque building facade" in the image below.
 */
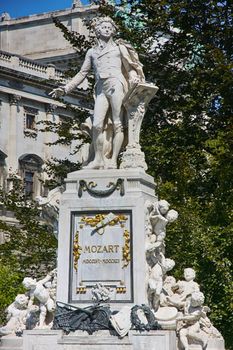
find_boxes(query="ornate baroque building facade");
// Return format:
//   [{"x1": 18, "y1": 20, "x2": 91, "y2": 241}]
[{"x1": 0, "y1": 1, "x2": 96, "y2": 234}]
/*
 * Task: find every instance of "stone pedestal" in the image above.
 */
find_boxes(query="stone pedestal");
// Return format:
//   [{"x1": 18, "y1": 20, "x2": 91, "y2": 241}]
[
  {"x1": 1, "y1": 330, "x2": 224, "y2": 350},
  {"x1": 21, "y1": 329, "x2": 176, "y2": 350},
  {"x1": 57, "y1": 169, "x2": 156, "y2": 309},
  {"x1": 0, "y1": 335, "x2": 23, "y2": 350}
]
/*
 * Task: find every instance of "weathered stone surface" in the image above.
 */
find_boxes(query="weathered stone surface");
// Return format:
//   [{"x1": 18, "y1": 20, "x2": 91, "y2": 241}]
[
  {"x1": 20, "y1": 329, "x2": 176, "y2": 350},
  {"x1": 57, "y1": 168, "x2": 156, "y2": 309}
]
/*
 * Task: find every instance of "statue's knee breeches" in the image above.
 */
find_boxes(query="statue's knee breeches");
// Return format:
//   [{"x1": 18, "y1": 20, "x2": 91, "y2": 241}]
[
  {"x1": 40, "y1": 304, "x2": 47, "y2": 316},
  {"x1": 92, "y1": 123, "x2": 103, "y2": 133}
]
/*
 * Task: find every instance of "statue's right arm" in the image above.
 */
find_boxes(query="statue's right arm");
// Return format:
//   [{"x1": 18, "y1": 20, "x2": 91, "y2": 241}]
[
  {"x1": 49, "y1": 49, "x2": 92, "y2": 98},
  {"x1": 63, "y1": 49, "x2": 92, "y2": 94}
]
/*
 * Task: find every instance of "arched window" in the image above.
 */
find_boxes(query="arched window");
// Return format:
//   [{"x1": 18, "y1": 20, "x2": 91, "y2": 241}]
[{"x1": 18, "y1": 154, "x2": 44, "y2": 198}]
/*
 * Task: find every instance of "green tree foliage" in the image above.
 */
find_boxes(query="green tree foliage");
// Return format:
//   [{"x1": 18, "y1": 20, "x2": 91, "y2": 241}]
[
  {"x1": 96, "y1": 0, "x2": 233, "y2": 346},
  {"x1": 95, "y1": 0, "x2": 233, "y2": 346},
  {"x1": 0, "y1": 177, "x2": 57, "y2": 276},
  {"x1": 48, "y1": 1, "x2": 233, "y2": 344},
  {"x1": 0, "y1": 177, "x2": 58, "y2": 321},
  {"x1": 37, "y1": 17, "x2": 98, "y2": 185},
  {"x1": 0, "y1": 265, "x2": 24, "y2": 325},
  {"x1": 1, "y1": 0, "x2": 232, "y2": 344}
]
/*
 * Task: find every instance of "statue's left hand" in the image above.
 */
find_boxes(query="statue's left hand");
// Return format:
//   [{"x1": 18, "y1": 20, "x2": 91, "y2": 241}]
[{"x1": 129, "y1": 76, "x2": 141, "y2": 87}]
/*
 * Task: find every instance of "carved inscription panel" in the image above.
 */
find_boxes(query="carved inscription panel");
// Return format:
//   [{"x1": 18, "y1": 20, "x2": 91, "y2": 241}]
[{"x1": 69, "y1": 211, "x2": 133, "y2": 303}]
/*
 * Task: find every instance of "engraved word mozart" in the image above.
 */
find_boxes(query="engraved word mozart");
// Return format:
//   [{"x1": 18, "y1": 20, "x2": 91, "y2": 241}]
[{"x1": 83, "y1": 244, "x2": 120, "y2": 254}]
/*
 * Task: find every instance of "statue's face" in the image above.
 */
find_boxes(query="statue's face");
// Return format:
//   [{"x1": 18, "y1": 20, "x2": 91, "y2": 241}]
[
  {"x1": 15, "y1": 294, "x2": 28, "y2": 308},
  {"x1": 191, "y1": 292, "x2": 204, "y2": 307},
  {"x1": 158, "y1": 200, "x2": 169, "y2": 215},
  {"x1": 22, "y1": 277, "x2": 37, "y2": 289},
  {"x1": 98, "y1": 22, "x2": 115, "y2": 39},
  {"x1": 184, "y1": 268, "x2": 195, "y2": 281}
]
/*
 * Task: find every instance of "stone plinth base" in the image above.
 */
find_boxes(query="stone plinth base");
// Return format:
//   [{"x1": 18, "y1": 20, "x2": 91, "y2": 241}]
[
  {"x1": 188, "y1": 338, "x2": 225, "y2": 350},
  {"x1": 13, "y1": 330, "x2": 176, "y2": 350},
  {"x1": 129, "y1": 330, "x2": 176, "y2": 350},
  {"x1": 0, "y1": 335, "x2": 23, "y2": 350},
  {"x1": 1, "y1": 330, "x2": 225, "y2": 350},
  {"x1": 57, "y1": 169, "x2": 157, "y2": 308}
]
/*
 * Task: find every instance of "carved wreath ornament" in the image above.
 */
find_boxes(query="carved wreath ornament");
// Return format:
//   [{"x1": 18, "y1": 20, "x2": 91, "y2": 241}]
[{"x1": 130, "y1": 305, "x2": 160, "y2": 331}]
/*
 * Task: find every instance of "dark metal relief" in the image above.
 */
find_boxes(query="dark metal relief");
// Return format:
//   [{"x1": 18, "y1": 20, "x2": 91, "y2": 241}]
[{"x1": 78, "y1": 179, "x2": 125, "y2": 198}]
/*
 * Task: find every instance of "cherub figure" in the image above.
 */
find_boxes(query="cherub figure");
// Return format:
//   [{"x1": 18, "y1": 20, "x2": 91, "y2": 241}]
[
  {"x1": 177, "y1": 291, "x2": 208, "y2": 350},
  {"x1": 146, "y1": 243, "x2": 175, "y2": 310},
  {"x1": 199, "y1": 306, "x2": 223, "y2": 340},
  {"x1": 168, "y1": 268, "x2": 200, "y2": 309},
  {"x1": 22, "y1": 269, "x2": 56, "y2": 329},
  {"x1": 160, "y1": 275, "x2": 177, "y2": 307},
  {"x1": 0, "y1": 294, "x2": 29, "y2": 336},
  {"x1": 144, "y1": 200, "x2": 154, "y2": 237},
  {"x1": 149, "y1": 200, "x2": 178, "y2": 244}
]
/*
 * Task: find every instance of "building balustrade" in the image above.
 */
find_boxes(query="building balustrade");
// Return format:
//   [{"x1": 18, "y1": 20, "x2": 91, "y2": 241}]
[{"x1": 0, "y1": 50, "x2": 66, "y2": 81}]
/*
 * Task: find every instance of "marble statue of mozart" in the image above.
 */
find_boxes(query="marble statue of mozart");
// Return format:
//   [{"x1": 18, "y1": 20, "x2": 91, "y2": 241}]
[{"x1": 50, "y1": 16, "x2": 145, "y2": 169}]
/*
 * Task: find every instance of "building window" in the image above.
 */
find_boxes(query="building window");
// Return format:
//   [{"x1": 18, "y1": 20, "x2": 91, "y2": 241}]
[
  {"x1": 19, "y1": 154, "x2": 44, "y2": 199},
  {"x1": 23, "y1": 106, "x2": 38, "y2": 138},
  {"x1": 26, "y1": 114, "x2": 35, "y2": 130},
  {"x1": 24, "y1": 171, "x2": 34, "y2": 197}
]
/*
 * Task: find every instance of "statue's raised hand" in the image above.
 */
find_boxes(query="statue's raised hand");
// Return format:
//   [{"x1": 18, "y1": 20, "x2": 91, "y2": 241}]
[{"x1": 49, "y1": 87, "x2": 65, "y2": 98}]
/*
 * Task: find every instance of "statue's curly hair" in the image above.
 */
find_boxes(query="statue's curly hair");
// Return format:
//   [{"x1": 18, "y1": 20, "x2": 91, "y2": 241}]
[{"x1": 92, "y1": 16, "x2": 118, "y2": 37}]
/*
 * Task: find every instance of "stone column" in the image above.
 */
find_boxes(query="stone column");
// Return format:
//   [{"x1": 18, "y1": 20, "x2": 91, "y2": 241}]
[
  {"x1": 8, "y1": 94, "x2": 21, "y2": 173},
  {"x1": 44, "y1": 103, "x2": 57, "y2": 160}
]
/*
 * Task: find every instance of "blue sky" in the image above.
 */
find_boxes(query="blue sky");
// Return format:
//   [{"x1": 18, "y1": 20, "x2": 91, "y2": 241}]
[{"x1": 0, "y1": 0, "x2": 90, "y2": 19}]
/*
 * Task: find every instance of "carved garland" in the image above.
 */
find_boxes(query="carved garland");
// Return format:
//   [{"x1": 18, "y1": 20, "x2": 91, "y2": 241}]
[
  {"x1": 122, "y1": 229, "x2": 130, "y2": 268},
  {"x1": 73, "y1": 231, "x2": 82, "y2": 271},
  {"x1": 78, "y1": 179, "x2": 125, "y2": 198}
]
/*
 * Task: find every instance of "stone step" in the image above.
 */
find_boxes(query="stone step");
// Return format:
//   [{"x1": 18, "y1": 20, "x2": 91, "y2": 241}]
[
  {"x1": 0, "y1": 348, "x2": 22, "y2": 350},
  {"x1": 0, "y1": 336, "x2": 23, "y2": 349}
]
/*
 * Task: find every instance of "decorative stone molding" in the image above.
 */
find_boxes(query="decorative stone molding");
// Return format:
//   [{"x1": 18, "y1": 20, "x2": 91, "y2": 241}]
[
  {"x1": 120, "y1": 143, "x2": 148, "y2": 170},
  {"x1": 23, "y1": 105, "x2": 39, "y2": 115},
  {"x1": 78, "y1": 178, "x2": 125, "y2": 198},
  {"x1": 8, "y1": 80, "x2": 24, "y2": 90},
  {"x1": 46, "y1": 103, "x2": 57, "y2": 114},
  {"x1": 23, "y1": 129, "x2": 38, "y2": 139},
  {"x1": 9, "y1": 94, "x2": 21, "y2": 105}
]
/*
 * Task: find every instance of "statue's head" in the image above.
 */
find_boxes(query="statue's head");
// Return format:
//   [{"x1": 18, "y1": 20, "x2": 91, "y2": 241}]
[
  {"x1": 190, "y1": 291, "x2": 205, "y2": 307},
  {"x1": 164, "y1": 275, "x2": 176, "y2": 286},
  {"x1": 158, "y1": 200, "x2": 170, "y2": 215},
  {"x1": 14, "y1": 294, "x2": 28, "y2": 308},
  {"x1": 166, "y1": 209, "x2": 178, "y2": 222},
  {"x1": 93, "y1": 17, "x2": 118, "y2": 38},
  {"x1": 22, "y1": 277, "x2": 37, "y2": 289},
  {"x1": 184, "y1": 268, "x2": 196, "y2": 281},
  {"x1": 145, "y1": 200, "x2": 154, "y2": 212},
  {"x1": 164, "y1": 258, "x2": 175, "y2": 271}
]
